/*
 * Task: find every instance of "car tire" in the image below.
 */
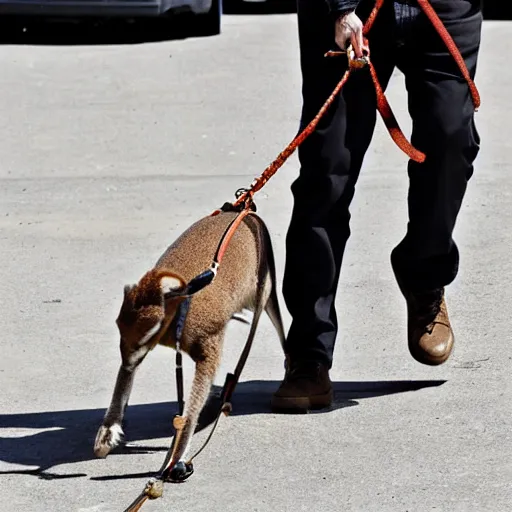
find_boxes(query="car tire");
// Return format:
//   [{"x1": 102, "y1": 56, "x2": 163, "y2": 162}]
[{"x1": 194, "y1": 0, "x2": 222, "y2": 36}]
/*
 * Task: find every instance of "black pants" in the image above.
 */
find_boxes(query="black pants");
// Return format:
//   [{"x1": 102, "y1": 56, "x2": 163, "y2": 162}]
[{"x1": 283, "y1": 0, "x2": 482, "y2": 367}]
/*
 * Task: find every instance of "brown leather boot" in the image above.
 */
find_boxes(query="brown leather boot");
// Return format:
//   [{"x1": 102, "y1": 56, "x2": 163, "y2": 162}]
[
  {"x1": 271, "y1": 361, "x2": 333, "y2": 413},
  {"x1": 403, "y1": 288, "x2": 455, "y2": 366}
]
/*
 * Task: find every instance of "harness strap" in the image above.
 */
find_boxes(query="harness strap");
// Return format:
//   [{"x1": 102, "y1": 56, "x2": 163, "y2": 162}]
[
  {"x1": 133, "y1": 297, "x2": 191, "y2": 493},
  {"x1": 174, "y1": 297, "x2": 191, "y2": 416},
  {"x1": 213, "y1": 208, "x2": 253, "y2": 264},
  {"x1": 231, "y1": 315, "x2": 258, "y2": 388},
  {"x1": 147, "y1": 313, "x2": 255, "y2": 492},
  {"x1": 184, "y1": 400, "x2": 232, "y2": 464},
  {"x1": 164, "y1": 209, "x2": 254, "y2": 302}
]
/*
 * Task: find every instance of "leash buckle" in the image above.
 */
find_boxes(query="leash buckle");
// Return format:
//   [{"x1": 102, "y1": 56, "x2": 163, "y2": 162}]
[
  {"x1": 347, "y1": 44, "x2": 369, "y2": 70},
  {"x1": 144, "y1": 477, "x2": 164, "y2": 500},
  {"x1": 324, "y1": 44, "x2": 369, "y2": 70},
  {"x1": 220, "y1": 188, "x2": 257, "y2": 213}
]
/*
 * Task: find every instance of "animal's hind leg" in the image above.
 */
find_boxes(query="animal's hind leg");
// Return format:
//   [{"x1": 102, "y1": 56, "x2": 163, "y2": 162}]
[
  {"x1": 167, "y1": 336, "x2": 223, "y2": 469},
  {"x1": 226, "y1": 283, "x2": 268, "y2": 403},
  {"x1": 94, "y1": 345, "x2": 150, "y2": 458}
]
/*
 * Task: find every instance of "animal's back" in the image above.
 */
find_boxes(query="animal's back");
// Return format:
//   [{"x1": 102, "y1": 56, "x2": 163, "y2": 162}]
[
  {"x1": 155, "y1": 212, "x2": 269, "y2": 334},
  {"x1": 155, "y1": 212, "x2": 260, "y2": 280}
]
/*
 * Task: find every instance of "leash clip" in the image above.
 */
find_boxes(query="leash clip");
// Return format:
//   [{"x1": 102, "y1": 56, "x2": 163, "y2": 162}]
[
  {"x1": 347, "y1": 44, "x2": 370, "y2": 70},
  {"x1": 324, "y1": 44, "x2": 369, "y2": 70},
  {"x1": 220, "y1": 188, "x2": 257, "y2": 213}
]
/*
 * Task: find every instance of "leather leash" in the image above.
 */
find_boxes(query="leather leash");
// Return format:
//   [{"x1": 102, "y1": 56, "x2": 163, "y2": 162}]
[
  {"x1": 231, "y1": 0, "x2": 480, "y2": 212},
  {"x1": 122, "y1": 1, "x2": 480, "y2": 509}
]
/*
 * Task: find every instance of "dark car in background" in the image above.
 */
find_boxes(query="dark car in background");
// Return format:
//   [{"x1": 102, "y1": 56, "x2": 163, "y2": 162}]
[
  {"x1": 0, "y1": 0, "x2": 222, "y2": 36},
  {"x1": 483, "y1": 0, "x2": 512, "y2": 20}
]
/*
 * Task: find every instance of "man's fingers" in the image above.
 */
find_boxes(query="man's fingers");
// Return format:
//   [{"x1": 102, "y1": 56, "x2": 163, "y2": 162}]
[
  {"x1": 335, "y1": 12, "x2": 365, "y2": 55},
  {"x1": 342, "y1": 34, "x2": 350, "y2": 51},
  {"x1": 351, "y1": 30, "x2": 364, "y2": 58},
  {"x1": 334, "y1": 26, "x2": 347, "y2": 51},
  {"x1": 335, "y1": 35, "x2": 348, "y2": 51}
]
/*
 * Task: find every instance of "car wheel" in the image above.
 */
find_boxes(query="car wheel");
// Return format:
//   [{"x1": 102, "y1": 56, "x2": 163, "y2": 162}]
[{"x1": 194, "y1": 0, "x2": 222, "y2": 36}]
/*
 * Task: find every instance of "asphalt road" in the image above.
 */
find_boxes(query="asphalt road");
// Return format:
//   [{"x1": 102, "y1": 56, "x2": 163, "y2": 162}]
[{"x1": 0, "y1": 12, "x2": 511, "y2": 512}]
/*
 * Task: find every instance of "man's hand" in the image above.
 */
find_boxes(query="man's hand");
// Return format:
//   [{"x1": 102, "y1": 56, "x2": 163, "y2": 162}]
[{"x1": 335, "y1": 11, "x2": 365, "y2": 58}]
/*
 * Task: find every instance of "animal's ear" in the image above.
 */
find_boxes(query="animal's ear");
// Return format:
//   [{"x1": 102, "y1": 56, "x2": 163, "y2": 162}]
[
  {"x1": 117, "y1": 284, "x2": 137, "y2": 327},
  {"x1": 160, "y1": 274, "x2": 187, "y2": 299},
  {"x1": 124, "y1": 284, "x2": 136, "y2": 296}
]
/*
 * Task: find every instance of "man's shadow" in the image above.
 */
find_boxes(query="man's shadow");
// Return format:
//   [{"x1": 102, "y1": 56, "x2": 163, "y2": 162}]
[{"x1": 0, "y1": 379, "x2": 445, "y2": 480}]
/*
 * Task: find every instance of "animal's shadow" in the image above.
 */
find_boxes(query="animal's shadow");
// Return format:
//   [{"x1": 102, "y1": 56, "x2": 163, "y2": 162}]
[{"x1": 0, "y1": 379, "x2": 445, "y2": 480}]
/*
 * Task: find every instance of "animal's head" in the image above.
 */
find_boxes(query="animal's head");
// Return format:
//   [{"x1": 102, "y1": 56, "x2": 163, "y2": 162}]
[{"x1": 116, "y1": 270, "x2": 187, "y2": 352}]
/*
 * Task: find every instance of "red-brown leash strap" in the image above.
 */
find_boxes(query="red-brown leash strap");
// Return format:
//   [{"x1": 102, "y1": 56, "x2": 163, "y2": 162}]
[
  {"x1": 416, "y1": 0, "x2": 480, "y2": 109},
  {"x1": 231, "y1": 69, "x2": 353, "y2": 210},
  {"x1": 363, "y1": 0, "x2": 386, "y2": 34},
  {"x1": 122, "y1": 2, "x2": 481, "y2": 510},
  {"x1": 213, "y1": 208, "x2": 253, "y2": 263},
  {"x1": 230, "y1": 0, "x2": 480, "y2": 211},
  {"x1": 368, "y1": 60, "x2": 426, "y2": 163},
  {"x1": 365, "y1": 0, "x2": 479, "y2": 109}
]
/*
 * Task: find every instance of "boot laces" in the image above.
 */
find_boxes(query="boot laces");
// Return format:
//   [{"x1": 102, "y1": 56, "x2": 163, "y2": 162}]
[{"x1": 413, "y1": 289, "x2": 443, "y2": 331}]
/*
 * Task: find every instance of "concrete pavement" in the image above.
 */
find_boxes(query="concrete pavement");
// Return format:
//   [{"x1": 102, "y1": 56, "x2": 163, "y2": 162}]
[{"x1": 0, "y1": 13, "x2": 511, "y2": 512}]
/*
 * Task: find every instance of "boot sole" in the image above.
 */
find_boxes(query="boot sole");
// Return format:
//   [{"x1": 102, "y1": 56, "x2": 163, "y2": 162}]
[
  {"x1": 270, "y1": 388, "x2": 333, "y2": 414},
  {"x1": 408, "y1": 338, "x2": 454, "y2": 366},
  {"x1": 391, "y1": 262, "x2": 455, "y2": 367}
]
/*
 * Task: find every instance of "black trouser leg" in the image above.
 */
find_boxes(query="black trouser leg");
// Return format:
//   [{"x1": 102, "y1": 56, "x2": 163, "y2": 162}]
[
  {"x1": 391, "y1": 0, "x2": 482, "y2": 292},
  {"x1": 282, "y1": 0, "x2": 395, "y2": 367}
]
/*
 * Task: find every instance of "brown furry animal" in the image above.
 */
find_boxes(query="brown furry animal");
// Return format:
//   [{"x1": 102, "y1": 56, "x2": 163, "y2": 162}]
[{"x1": 93, "y1": 211, "x2": 285, "y2": 470}]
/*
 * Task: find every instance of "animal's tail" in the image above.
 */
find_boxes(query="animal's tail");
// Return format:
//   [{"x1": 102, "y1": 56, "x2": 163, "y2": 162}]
[
  {"x1": 249, "y1": 213, "x2": 286, "y2": 349},
  {"x1": 228, "y1": 214, "x2": 286, "y2": 386},
  {"x1": 265, "y1": 283, "x2": 286, "y2": 349}
]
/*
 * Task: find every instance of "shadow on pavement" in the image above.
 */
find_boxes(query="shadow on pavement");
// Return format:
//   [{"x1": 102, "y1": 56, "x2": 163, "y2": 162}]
[
  {"x1": 0, "y1": 379, "x2": 445, "y2": 479},
  {"x1": 0, "y1": 15, "x2": 214, "y2": 46}
]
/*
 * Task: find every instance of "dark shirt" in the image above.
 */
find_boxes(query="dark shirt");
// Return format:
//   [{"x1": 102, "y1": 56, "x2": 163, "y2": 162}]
[
  {"x1": 325, "y1": 0, "x2": 359, "y2": 16},
  {"x1": 325, "y1": 0, "x2": 482, "y2": 17}
]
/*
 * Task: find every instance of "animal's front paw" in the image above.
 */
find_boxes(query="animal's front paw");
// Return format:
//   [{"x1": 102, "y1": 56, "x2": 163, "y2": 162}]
[
  {"x1": 93, "y1": 423, "x2": 124, "y2": 458},
  {"x1": 165, "y1": 461, "x2": 194, "y2": 483}
]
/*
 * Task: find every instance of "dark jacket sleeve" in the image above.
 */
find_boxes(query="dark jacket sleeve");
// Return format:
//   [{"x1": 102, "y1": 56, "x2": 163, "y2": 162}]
[{"x1": 325, "y1": 0, "x2": 359, "y2": 15}]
